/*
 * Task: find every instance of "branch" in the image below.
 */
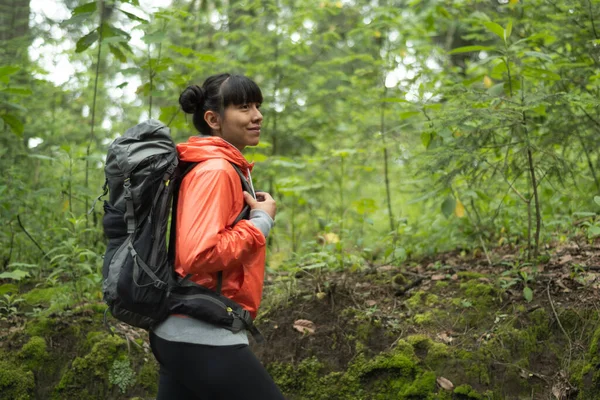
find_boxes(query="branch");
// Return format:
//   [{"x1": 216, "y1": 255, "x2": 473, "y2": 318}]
[
  {"x1": 546, "y1": 282, "x2": 572, "y2": 369},
  {"x1": 17, "y1": 215, "x2": 47, "y2": 258}
]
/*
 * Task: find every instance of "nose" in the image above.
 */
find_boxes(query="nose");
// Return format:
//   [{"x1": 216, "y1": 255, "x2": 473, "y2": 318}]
[{"x1": 252, "y1": 105, "x2": 263, "y2": 123}]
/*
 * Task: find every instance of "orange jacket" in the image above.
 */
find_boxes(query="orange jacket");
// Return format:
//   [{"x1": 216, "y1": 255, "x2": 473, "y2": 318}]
[{"x1": 175, "y1": 136, "x2": 266, "y2": 318}]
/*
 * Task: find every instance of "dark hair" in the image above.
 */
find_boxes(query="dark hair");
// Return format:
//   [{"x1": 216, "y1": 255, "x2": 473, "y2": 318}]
[{"x1": 179, "y1": 73, "x2": 263, "y2": 135}]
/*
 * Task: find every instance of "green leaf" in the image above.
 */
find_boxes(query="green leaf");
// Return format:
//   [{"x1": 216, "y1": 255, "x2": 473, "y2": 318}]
[
  {"x1": 116, "y1": 82, "x2": 129, "y2": 89},
  {"x1": 72, "y1": 1, "x2": 97, "y2": 16},
  {"x1": 393, "y1": 247, "x2": 407, "y2": 262},
  {"x1": 448, "y1": 45, "x2": 493, "y2": 55},
  {"x1": 0, "y1": 66, "x2": 19, "y2": 79},
  {"x1": 143, "y1": 32, "x2": 167, "y2": 44},
  {"x1": 505, "y1": 21, "x2": 512, "y2": 41},
  {"x1": 441, "y1": 197, "x2": 456, "y2": 218},
  {"x1": 1, "y1": 114, "x2": 24, "y2": 136},
  {"x1": 589, "y1": 225, "x2": 600, "y2": 237},
  {"x1": 523, "y1": 286, "x2": 533, "y2": 302},
  {"x1": 594, "y1": 196, "x2": 600, "y2": 206},
  {"x1": 483, "y1": 21, "x2": 505, "y2": 40},
  {"x1": 61, "y1": 12, "x2": 94, "y2": 27},
  {"x1": 75, "y1": 30, "x2": 99, "y2": 53},
  {"x1": 399, "y1": 111, "x2": 420, "y2": 119},
  {"x1": 522, "y1": 67, "x2": 561, "y2": 81},
  {"x1": 421, "y1": 131, "x2": 432, "y2": 149},
  {"x1": 0, "y1": 269, "x2": 30, "y2": 281},
  {"x1": 436, "y1": 5, "x2": 451, "y2": 18},
  {"x1": 488, "y1": 82, "x2": 505, "y2": 96},
  {"x1": 119, "y1": 8, "x2": 148, "y2": 23},
  {"x1": 523, "y1": 51, "x2": 553, "y2": 62},
  {"x1": 0, "y1": 87, "x2": 32, "y2": 96},
  {"x1": 109, "y1": 44, "x2": 127, "y2": 62}
]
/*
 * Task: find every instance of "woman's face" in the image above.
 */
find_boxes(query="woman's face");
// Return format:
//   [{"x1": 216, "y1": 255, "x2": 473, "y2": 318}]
[{"x1": 218, "y1": 102, "x2": 263, "y2": 151}]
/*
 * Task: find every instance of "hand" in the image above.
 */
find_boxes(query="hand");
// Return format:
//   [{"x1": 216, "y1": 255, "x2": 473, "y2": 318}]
[{"x1": 243, "y1": 191, "x2": 277, "y2": 220}]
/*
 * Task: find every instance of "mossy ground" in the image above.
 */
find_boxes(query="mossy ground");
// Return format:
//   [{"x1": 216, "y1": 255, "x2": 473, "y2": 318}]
[{"x1": 1, "y1": 240, "x2": 599, "y2": 399}]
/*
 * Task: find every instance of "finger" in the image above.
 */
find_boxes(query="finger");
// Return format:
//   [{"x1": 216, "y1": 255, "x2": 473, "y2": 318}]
[
  {"x1": 255, "y1": 192, "x2": 273, "y2": 201},
  {"x1": 243, "y1": 191, "x2": 257, "y2": 205}
]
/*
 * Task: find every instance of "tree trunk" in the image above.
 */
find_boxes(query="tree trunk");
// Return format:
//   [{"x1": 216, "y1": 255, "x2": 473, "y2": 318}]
[{"x1": 0, "y1": 0, "x2": 31, "y2": 62}]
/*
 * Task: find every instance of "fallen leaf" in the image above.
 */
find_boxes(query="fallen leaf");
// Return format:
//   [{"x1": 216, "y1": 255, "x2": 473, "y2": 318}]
[
  {"x1": 436, "y1": 332, "x2": 454, "y2": 344},
  {"x1": 365, "y1": 300, "x2": 377, "y2": 307},
  {"x1": 558, "y1": 254, "x2": 573, "y2": 264},
  {"x1": 451, "y1": 274, "x2": 459, "y2": 281},
  {"x1": 293, "y1": 319, "x2": 316, "y2": 334},
  {"x1": 556, "y1": 279, "x2": 571, "y2": 293},
  {"x1": 431, "y1": 274, "x2": 446, "y2": 281},
  {"x1": 436, "y1": 376, "x2": 454, "y2": 391},
  {"x1": 316, "y1": 292, "x2": 327, "y2": 300}
]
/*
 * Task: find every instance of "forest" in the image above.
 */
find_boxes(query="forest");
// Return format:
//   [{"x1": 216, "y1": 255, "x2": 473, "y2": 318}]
[{"x1": 1, "y1": 0, "x2": 600, "y2": 398}]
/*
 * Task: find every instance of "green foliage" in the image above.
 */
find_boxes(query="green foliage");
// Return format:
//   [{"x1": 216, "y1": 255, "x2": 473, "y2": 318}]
[
  {"x1": 0, "y1": 293, "x2": 24, "y2": 319},
  {"x1": 19, "y1": 336, "x2": 49, "y2": 371},
  {"x1": 108, "y1": 358, "x2": 136, "y2": 394},
  {"x1": 54, "y1": 334, "x2": 126, "y2": 399},
  {"x1": 0, "y1": 360, "x2": 35, "y2": 400}
]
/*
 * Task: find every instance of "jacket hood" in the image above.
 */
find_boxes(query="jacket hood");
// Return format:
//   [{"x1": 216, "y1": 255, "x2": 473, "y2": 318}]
[{"x1": 177, "y1": 136, "x2": 254, "y2": 171}]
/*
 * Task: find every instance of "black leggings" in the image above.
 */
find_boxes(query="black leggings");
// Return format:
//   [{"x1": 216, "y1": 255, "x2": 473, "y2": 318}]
[{"x1": 149, "y1": 333, "x2": 286, "y2": 400}]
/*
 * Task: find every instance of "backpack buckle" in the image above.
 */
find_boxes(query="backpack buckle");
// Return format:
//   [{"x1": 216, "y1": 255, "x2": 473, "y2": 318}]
[{"x1": 153, "y1": 280, "x2": 167, "y2": 290}]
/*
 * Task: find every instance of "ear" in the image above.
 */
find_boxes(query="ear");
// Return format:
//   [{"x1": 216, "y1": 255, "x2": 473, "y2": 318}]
[{"x1": 204, "y1": 110, "x2": 221, "y2": 132}]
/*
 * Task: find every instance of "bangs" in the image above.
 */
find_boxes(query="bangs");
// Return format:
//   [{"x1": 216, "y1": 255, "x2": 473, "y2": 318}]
[{"x1": 220, "y1": 75, "x2": 263, "y2": 107}]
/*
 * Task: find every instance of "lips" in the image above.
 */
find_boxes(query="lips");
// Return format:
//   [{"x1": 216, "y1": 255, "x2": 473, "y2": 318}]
[{"x1": 248, "y1": 127, "x2": 261, "y2": 133}]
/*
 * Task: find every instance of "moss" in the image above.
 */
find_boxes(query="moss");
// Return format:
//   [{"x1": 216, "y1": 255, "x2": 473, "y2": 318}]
[
  {"x1": 413, "y1": 312, "x2": 434, "y2": 325},
  {"x1": 399, "y1": 371, "x2": 436, "y2": 399},
  {"x1": 0, "y1": 283, "x2": 18, "y2": 296},
  {"x1": 269, "y1": 357, "x2": 327, "y2": 398},
  {"x1": 24, "y1": 317, "x2": 56, "y2": 337},
  {"x1": 85, "y1": 331, "x2": 106, "y2": 350},
  {"x1": 393, "y1": 340, "x2": 416, "y2": 358},
  {"x1": 435, "y1": 281, "x2": 449, "y2": 288},
  {"x1": 137, "y1": 359, "x2": 159, "y2": 394},
  {"x1": 454, "y1": 384, "x2": 483, "y2": 399},
  {"x1": 406, "y1": 335, "x2": 432, "y2": 350},
  {"x1": 424, "y1": 294, "x2": 438, "y2": 306},
  {"x1": 425, "y1": 342, "x2": 450, "y2": 367},
  {"x1": 460, "y1": 281, "x2": 498, "y2": 306},
  {"x1": 0, "y1": 360, "x2": 35, "y2": 400},
  {"x1": 392, "y1": 274, "x2": 407, "y2": 286},
  {"x1": 359, "y1": 351, "x2": 417, "y2": 378},
  {"x1": 457, "y1": 272, "x2": 486, "y2": 280},
  {"x1": 19, "y1": 336, "x2": 48, "y2": 370},
  {"x1": 21, "y1": 287, "x2": 60, "y2": 306},
  {"x1": 355, "y1": 321, "x2": 373, "y2": 342},
  {"x1": 53, "y1": 334, "x2": 126, "y2": 399},
  {"x1": 572, "y1": 325, "x2": 600, "y2": 398},
  {"x1": 405, "y1": 291, "x2": 425, "y2": 309}
]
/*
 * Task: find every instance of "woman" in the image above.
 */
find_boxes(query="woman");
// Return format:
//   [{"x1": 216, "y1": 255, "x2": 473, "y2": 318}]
[{"x1": 150, "y1": 73, "x2": 285, "y2": 400}]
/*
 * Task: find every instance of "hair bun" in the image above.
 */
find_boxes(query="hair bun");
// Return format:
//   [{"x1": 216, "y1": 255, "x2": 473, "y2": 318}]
[{"x1": 179, "y1": 85, "x2": 205, "y2": 114}]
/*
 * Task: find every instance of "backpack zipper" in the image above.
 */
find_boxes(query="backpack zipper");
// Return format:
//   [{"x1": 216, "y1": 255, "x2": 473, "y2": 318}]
[{"x1": 169, "y1": 293, "x2": 234, "y2": 314}]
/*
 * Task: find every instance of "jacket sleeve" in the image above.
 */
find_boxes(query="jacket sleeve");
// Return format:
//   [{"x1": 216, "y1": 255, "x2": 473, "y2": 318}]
[{"x1": 175, "y1": 166, "x2": 266, "y2": 275}]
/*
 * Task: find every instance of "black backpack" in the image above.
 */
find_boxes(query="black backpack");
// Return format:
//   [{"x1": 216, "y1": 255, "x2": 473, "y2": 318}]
[{"x1": 101, "y1": 119, "x2": 263, "y2": 341}]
